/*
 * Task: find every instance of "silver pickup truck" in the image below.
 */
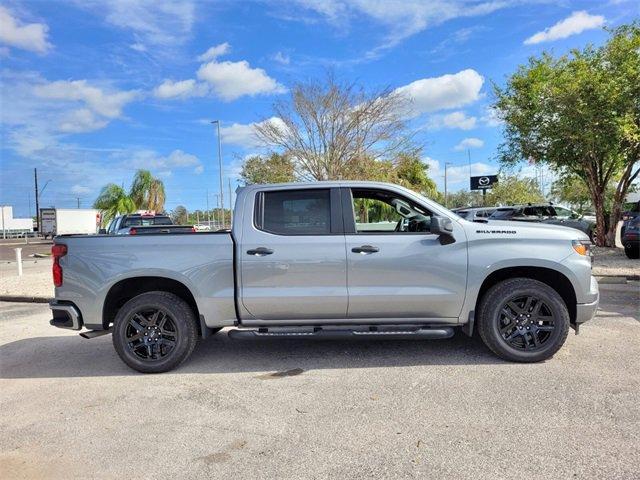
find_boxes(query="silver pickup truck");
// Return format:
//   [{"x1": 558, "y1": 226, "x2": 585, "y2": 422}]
[{"x1": 49, "y1": 181, "x2": 599, "y2": 373}]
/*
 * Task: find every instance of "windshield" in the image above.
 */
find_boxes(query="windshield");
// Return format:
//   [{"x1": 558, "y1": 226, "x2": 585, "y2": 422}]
[
  {"x1": 122, "y1": 216, "x2": 172, "y2": 228},
  {"x1": 490, "y1": 208, "x2": 516, "y2": 219}
]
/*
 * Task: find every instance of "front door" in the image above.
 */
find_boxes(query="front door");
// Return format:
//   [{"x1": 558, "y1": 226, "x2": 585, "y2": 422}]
[
  {"x1": 343, "y1": 187, "x2": 467, "y2": 320},
  {"x1": 240, "y1": 187, "x2": 348, "y2": 321}
]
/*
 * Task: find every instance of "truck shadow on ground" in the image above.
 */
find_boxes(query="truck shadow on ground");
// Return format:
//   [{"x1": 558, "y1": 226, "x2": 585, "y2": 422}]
[{"x1": 0, "y1": 332, "x2": 504, "y2": 379}]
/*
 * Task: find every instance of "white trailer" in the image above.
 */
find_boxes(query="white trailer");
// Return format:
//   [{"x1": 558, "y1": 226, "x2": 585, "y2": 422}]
[{"x1": 40, "y1": 208, "x2": 99, "y2": 237}]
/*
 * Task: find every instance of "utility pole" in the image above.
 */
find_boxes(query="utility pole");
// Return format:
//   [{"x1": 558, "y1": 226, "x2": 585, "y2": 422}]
[
  {"x1": 228, "y1": 178, "x2": 233, "y2": 226},
  {"x1": 206, "y1": 189, "x2": 210, "y2": 227},
  {"x1": 34, "y1": 168, "x2": 40, "y2": 234},
  {"x1": 444, "y1": 162, "x2": 453, "y2": 208},
  {"x1": 211, "y1": 120, "x2": 224, "y2": 227},
  {"x1": 214, "y1": 194, "x2": 220, "y2": 228}
]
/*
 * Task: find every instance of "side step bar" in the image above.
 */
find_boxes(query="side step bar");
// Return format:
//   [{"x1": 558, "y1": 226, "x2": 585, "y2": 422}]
[{"x1": 228, "y1": 325, "x2": 455, "y2": 340}]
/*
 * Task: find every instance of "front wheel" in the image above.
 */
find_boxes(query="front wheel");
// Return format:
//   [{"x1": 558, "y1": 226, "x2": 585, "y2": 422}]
[
  {"x1": 477, "y1": 278, "x2": 570, "y2": 363},
  {"x1": 112, "y1": 291, "x2": 198, "y2": 373}
]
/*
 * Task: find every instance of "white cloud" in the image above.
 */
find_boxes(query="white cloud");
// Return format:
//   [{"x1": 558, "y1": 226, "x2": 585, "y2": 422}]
[
  {"x1": 71, "y1": 185, "x2": 91, "y2": 195},
  {"x1": 219, "y1": 117, "x2": 286, "y2": 147},
  {"x1": 116, "y1": 148, "x2": 203, "y2": 174},
  {"x1": 1, "y1": 72, "x2": 140, "y2": 158},
  {"x1": 130, "y1": 42, "x2": 147, "y2": 52},
  {"x1": 197, "y1": 42, "x2": 230, "y2": 62},
  {"x1": 153, "y1": 79, "x2": 206, "y2": 99},
  {"x1": 58, "y1": 109, "x2": 109, "y2": 133},
  {"x1": 152, "y1": 43, "x2": 285, "y2": 102},
  {"x1": 194, "y1": 165, "x2": 204, "y2": 174},
  {"x1": 428, "y1": 111, "x2": 477, "y2": 130},
  {"x1": 481, "y1": 106, "x2": 503, "y2": 127},
  {"x1": 524, "y1": 11, "x2": 605, "y2": 45},
  {"x1": 75, "y1": 0, "x2": 196, "y2": 49},
  {"x1": 197, "y1": 59, "x2": 286, "y2": 101},
  {"x1": 0, "y1": 6, "x2": 51, "y2": 54},
  {"x1": 454, "y1": 137, "x2": 484, "y2": 151},
  {"x1": 34, "y1": 80, "x2": 139, "y2": 118},
  {"x1": 273, "y1": 51, "x2": 291, "y2": 65},
  {"x1": 291, "y1": 1, "x2": 510, "y2": 56},
  {"x1": 395, "y1": 69, "x2": 484, "y2": 116}
]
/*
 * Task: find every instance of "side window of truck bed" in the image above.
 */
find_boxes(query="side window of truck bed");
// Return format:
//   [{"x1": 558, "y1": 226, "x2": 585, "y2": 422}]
[{"x1": 256, "y1": 189, "x2": 332, "y2": 235}]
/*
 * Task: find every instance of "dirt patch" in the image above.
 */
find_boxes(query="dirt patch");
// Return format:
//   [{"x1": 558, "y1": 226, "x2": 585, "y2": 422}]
[{"x1": 592, "y1": 247, "x2": 640, "y2": 277}]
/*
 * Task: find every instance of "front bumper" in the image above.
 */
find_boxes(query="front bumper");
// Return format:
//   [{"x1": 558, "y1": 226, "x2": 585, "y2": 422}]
[
  {"x1": 574, "y1": 276, "x2": 599, "y2": 332},
  {"x1": 49, "y1": 300, "x2": 83, "y2": 330}
]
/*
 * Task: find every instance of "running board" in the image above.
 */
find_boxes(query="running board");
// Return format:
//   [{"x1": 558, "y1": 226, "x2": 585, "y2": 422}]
[
  {"x1": 227, "y1": 325, "x2": 455, "y2": 340},
  {"x1": 79, "y1": 328, "x2": 113, "y2": 339}
]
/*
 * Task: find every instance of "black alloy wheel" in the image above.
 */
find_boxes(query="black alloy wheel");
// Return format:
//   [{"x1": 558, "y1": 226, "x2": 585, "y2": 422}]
[
  {"x1": 112, "y1": 291, "x2": 198, "y2": 373},
  {"x1": 125, "y1": 308, "x2": 177, "y2": 361},
  {"x1": 497, "y1": 295, "x2": 555, "y2": 351},
  {"x1": 477, "y1": 278, "x2": 570, "y2": 363}
]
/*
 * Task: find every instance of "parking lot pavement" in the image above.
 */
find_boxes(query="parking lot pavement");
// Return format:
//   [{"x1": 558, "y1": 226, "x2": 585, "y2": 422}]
[{"x1": 1, "y1": 284, "x2": 638, "y2": 480}]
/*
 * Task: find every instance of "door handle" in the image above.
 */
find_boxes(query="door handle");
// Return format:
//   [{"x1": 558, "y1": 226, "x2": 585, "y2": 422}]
[
  {"x1": 247, "y1": 247, "x2": 274, "y2": 256},
  {"x1": 351, "y1": 245, "x2": 379, "y2": 254}
]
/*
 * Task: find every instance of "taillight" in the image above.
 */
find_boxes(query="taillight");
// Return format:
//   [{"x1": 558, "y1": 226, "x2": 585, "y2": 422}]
[
  {"x1": 129, "y1": 227, "x2": 137, "y2": 235},
  {"x1": 191, "y1": 226, "x2": 196, "y2": 233},
  {"x1": 52, "y1": 244, "x2": 67, "y2": 287}
]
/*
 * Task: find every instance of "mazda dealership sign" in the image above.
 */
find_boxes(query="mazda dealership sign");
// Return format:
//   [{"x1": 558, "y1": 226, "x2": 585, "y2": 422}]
[{"x1": 470, "y1": 175, "x2": 498, "y2": 190}]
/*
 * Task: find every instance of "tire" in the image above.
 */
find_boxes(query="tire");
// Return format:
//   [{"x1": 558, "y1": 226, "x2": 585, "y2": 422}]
[
  {"x1": 477, "y1": 278, "x2": 570, "y2": 363},
  {"x1": 112, "y1": 291, "x2": 198, "y2": 373},
  {"x1": 625, "y1": 246, "x2": 640, "y2": 259}
]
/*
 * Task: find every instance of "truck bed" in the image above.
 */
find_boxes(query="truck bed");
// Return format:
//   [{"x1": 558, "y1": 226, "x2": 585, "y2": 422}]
[{"x1": 54, "y1": 232, "x2": 236, "y2": 330}]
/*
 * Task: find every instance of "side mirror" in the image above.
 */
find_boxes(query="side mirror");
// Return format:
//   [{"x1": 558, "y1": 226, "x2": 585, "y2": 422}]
[
  {"x1": 431, "y1": 216, "x2": 453, "y2": 236},
  {"x1": 98, "y1": 228, "x2": 107, "y2": 234}
]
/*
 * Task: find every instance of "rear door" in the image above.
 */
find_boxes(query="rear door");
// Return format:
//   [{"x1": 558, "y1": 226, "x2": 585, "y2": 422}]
[
  {"x1": 240, "y1": 187, "x2": 348, "y2": 321},
  {"x1": 343, "y1": 187, "x2": 467, "y2": 320}
]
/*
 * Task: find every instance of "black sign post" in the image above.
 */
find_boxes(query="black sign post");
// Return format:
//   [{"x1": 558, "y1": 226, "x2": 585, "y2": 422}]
[{"x1": 470, "y1": 175, "x2": 498, "y2": 205}]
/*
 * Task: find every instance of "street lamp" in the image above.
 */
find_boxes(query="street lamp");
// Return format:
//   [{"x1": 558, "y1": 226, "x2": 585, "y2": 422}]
[{"x1": 211, "y1": 120, "x2": 225, "y2": 227}]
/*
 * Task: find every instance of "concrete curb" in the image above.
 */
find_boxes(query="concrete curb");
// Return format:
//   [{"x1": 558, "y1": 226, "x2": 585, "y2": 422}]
[
  {"x1": 595, "y1": 275, "x2": 638, "y2": 284},
  {"x1": 0, "y1": 295, "x2": 52, "y2": 304}
]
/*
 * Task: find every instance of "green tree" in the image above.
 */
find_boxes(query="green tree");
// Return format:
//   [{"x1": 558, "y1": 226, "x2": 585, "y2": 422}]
[
  {"x1": 493, "y1": 23, "x2": 640, "y2": 246},
  {"x1": 93, "y1": 169, "x2": 166, "y2": 225},
  {"x1": 254, "y1": 72, "x2": 418, "y2": 180},
  {"x1": 240, "y1": 153, "x2": 295, "y2": 185},
  {"x1": 130, "y1": 169, "x2": 166, "y2": 212},
  {"x1": 171, "y1": 205, "x2": 188, "y2": 224},
  {"x1": 93, "y1": 184, "x2": 136, "y2": 225},
  {"x1": 485, "y1": 175, "x2": 544, "y2": 206},
  {"x1": 447, "y1": 190, "x2": 483, "y2": 208}
]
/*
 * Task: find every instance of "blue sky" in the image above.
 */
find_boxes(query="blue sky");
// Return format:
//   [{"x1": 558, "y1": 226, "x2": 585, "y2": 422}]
[{"x1": 0, "y1": 0, "x2": 637, "y2": 217}]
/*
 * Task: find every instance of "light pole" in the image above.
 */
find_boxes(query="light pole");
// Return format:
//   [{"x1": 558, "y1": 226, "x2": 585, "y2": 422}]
[
  {"x1": 211, "y1": 120, "x2": 224, "y2": 228},
  {"x1": 444, "y1": 162, "x2": 453, "y2": 208}
]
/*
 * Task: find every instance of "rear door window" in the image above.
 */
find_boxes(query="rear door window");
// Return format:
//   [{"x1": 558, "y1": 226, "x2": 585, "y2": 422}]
[{"x1": 258, "y1": 189, "x2": 331, "y2": 235}]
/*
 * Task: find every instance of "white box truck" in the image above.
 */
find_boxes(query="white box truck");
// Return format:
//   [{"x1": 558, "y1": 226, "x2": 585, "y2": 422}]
[{"x1": 40, "y1": 208, "x2": 99, "y2": 238}]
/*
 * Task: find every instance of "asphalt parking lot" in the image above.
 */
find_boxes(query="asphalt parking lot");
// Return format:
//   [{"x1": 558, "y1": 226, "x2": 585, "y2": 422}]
[{"x1": 1, "y1": 283, "x2": 638, "y2": 480}]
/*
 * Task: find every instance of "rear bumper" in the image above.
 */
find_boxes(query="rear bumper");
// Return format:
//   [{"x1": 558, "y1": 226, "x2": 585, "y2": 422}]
[{"x1": 49, "y1": 301, "x2": 83, "y2": 330}]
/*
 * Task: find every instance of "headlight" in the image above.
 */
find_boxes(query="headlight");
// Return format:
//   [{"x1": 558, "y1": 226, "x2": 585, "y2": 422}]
[{"x1": 572, "y1": 240, "x2": 592, "y2": 256}]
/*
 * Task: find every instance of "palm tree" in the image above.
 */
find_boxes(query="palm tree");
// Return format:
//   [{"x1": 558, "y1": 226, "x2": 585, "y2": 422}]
[
  {"x1": 93, "y1": 184, "x2": 136, "y2": 225},
  {"x1": 93, "y1": 170, "x2": 167, "y2": 226},
  {"x1": 130, "y1": 169, "x2": 166, "y2": 212}
]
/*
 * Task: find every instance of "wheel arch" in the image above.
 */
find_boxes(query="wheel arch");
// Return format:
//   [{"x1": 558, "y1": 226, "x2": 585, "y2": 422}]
[
  {"x1": 102, "y1": 276, "x2": 200, "y2": 332},
  {"x1": 474, "y1": 266, "x2": 577, "y2": 330}
]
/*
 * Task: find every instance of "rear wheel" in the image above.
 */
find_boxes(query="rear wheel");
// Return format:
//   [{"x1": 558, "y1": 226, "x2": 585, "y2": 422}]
[
  {"x1": 112, "y1": 291, "x2": 198, "y2": 373},
  {"x1": 477, "y1": 278, "x2": 570, "y2": 362}
]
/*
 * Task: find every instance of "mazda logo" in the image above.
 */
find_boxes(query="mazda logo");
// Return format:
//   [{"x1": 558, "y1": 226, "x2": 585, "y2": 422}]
[{"x1": 479, "y1": 177, "x2": 490, "y2": 186}]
